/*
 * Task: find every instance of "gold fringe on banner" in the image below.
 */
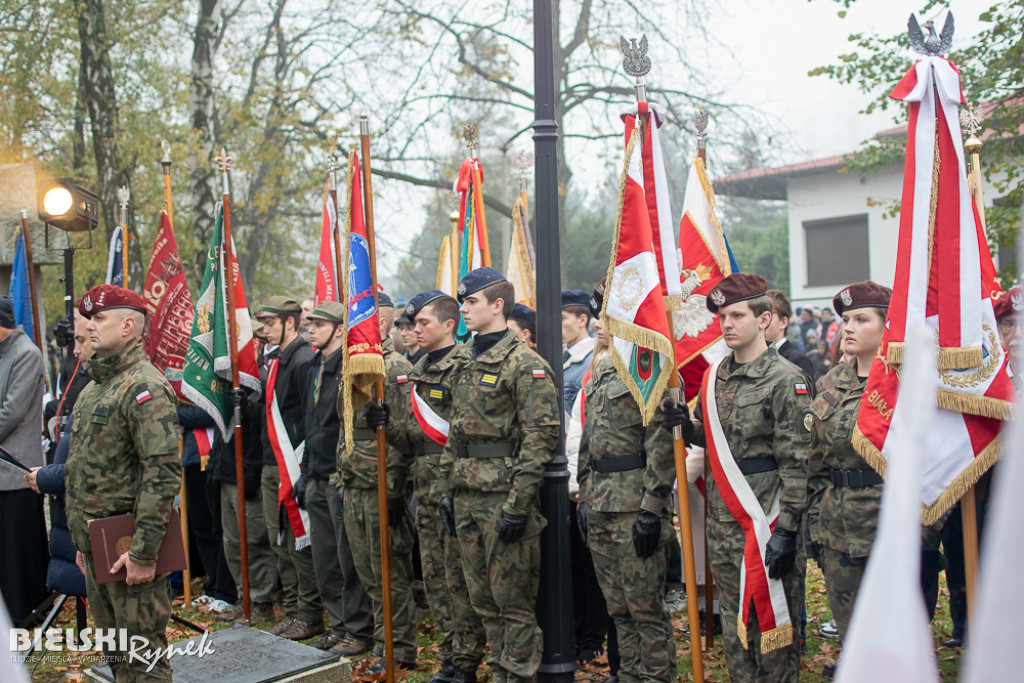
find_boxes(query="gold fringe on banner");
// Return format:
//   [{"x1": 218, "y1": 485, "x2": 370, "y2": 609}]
[
  {"x1": 851, "y1": 426, "x2": 888, "y2": 480},
  {"x1": 936, "y1": 389, "x2": 1015, "y2": 421},
  {"x1": 736, "y1": 617, "x2": 747, "y2": 648},
  {"x1": 937, "y1": 345, "x2": 984, "y2": 371},
  {"x1": 885, "y1": 342, "x2": 904, "y2": 366},
  {"x1": 760, "y1": 623, "x2": 794, "y2": 654}
]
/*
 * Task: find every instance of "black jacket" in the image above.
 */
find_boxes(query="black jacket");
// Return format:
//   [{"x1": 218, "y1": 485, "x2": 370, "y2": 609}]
[
  {"x1": 301, "y1": 347, "x2": 344, "y2": 481},
  {"x1": 35, "y1": 417, "x2": 87, "y2": 597},
  {"x1": 210, "y1": 390, "x2": 265, "y2": 499},
  {"x1": 262, "y1": 336, "x2": 316, "y2": 465},
  {"x1": 776, "y1": 339, "x2": 816, "y2": 392}
]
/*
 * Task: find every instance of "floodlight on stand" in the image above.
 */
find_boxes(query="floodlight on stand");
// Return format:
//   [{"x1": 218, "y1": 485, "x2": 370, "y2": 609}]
[{"x1": 37, "y1": 178, "x2": 99, "y2": 233}]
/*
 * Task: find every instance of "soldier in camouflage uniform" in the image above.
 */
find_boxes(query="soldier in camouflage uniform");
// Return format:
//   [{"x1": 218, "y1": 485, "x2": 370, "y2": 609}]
[
  {"x1": 66, "y1": 285, "x2": 181, "y2": 682},
  {"x1": 378, "y1": 290, "x2": 486, "y2": 683},
  {"x1": 577, "y1": 311, "x2": 677, "y2": 683},
  {"x1": 339, "y1": 293, "x2": 419, "y2": 674},
  {"x1": 672, "y1": 274, "x2": 810, "y2": 683},
  {"x1": 438, "y1": 268, "x2": 560, "y2": 683},
  {"x1": 806, "y1": 281, "x2": 891, "y2": 642}
]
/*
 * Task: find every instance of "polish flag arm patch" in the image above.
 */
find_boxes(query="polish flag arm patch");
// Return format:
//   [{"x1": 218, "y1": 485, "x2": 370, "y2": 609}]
[
  {"x1": 136, "y1": 390, "x2": 153, "y2": 404},
  {"x1": 532, "y1": 369, "x2": 546, "y2": 379},
  {"x1": 794, "y1": 383, "x2": 808, "y2": 395},
  {"x1": 396, "y1": 375, "x2": 409, "y2": 384}
]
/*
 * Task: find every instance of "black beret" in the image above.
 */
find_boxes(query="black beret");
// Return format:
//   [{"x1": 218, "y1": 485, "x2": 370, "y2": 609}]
[
  {"x1": 561, "y1": 289, "x2": 591, "y2": 309},
  {"x1": 509, "y1": 303, "x2": 536, "y2": 327},
  {"x1": 405, "y1": 289, "x2": 451, "y2": 320},
  {"x1": 377, "y1": 291, "x2": 394, "y2": 308}
]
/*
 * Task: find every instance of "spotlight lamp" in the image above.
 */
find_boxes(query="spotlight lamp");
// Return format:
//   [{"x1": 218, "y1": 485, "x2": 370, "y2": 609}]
[{"x1": 37, "y1": 178, "x2": 99, "y2": 232}]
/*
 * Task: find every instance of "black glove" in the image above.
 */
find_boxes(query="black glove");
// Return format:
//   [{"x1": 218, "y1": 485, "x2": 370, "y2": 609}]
[
  {"x1": 660, "y1": 399, "x2": 695, "y2": 442},
  {"x1": 386, "y1": 497, "x2": 406, "y2": 526},
  {"x1": 576, "y1": 502, "x2": 589, "y2": 544},
  {"x1": 632, "y1": 510, "x2": 661, "y2": 558},
  {"x1": 497, "y1": 510, "x2": 528, "y2": 543},
  {"x1": 336, "y1": 485, "x2": 345, "y2": 512},
  {"x1": 366, "y1": 401, "x2": 390, "y2": 429},
  {"x1": 292, "y1": 475, "x2": 308, "y2": 509},
  {"x1": 809, "y1": 540, "x2": 825, "y2": 568},
  {"x1": 439, "y1": 496, "x2": 457, "y2": 537},
  {"x1": 764, "y1": 526, "x2": 798, "y2": 579}
]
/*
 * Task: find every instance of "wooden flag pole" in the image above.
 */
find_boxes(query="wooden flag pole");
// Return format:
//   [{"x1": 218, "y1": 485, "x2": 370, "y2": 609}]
[
  {"x1": 632, "y1": 76, "x2": 704, "y2": 682},
  {"x1": 449, "y1": 211, "x2": 459, "y2": 291},
  {"x1": 695, "y1": 110, "x2": 716, "y2": 651},
  {"x1": 216, "y1": 148, "x2": 252, "y2": 623},
  {"x1": 360, "y1": 115, "x2": 395, "y2": 683},
  {"x1": 960, "y1": 108, "x2": 986, "y2": 625},
  {"x1": 162, "y1": 142, "x2": 192, "y2": 607}
]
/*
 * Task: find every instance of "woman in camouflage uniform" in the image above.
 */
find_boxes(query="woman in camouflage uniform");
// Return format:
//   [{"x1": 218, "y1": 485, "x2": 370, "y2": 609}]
[{"x1": 806, "y1": 280, "x2": 891, "y2": 641}]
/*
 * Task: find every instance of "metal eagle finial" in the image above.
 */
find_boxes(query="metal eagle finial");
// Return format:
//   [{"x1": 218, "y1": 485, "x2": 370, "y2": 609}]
[
  {"x1": 620, "y1": 35, "x2": 651, "y2": 102},
  {"x1": 510, "y1": 150, "x2": 533, "y2": 191},
  {"x1": 908, "y1": 13, "x2": 954, "y2": 57},
  {"x1": 960, "y1": 104, "x2": 982, "y2": 139},
  {"x1": 463, "y1": 122, "x2": 479, "y2": 157},
  {"x1": 117, "y1": 185, "x2": 130, "y2": 211},
  {"x1": 695, "y1": 108, "x2": 708, "y2": 147},
  {"x1": 160, "y1": 140, "x2": 172, "y2": 166}
]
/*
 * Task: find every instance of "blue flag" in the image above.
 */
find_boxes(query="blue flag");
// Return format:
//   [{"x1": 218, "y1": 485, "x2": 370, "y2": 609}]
[
  {"x1": 106, "y1": 226, "x2": 124, "y2": 286},
  {"x1": 10, "y1": 228, "x2": 34, "y2": 342}
]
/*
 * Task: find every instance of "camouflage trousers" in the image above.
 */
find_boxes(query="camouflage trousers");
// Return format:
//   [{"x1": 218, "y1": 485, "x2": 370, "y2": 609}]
[
  {"x1": 417, "y1": 497, "x2": 486, "y2": 670},
  {"x1": 82, "y1": 552, "x2": 171, "y2": 682},
  {"x1": 707, "y1": 516, "x2": 804, "y2": 683},
  {"x1": 452, "y1": 490, "x2": 545, "y2": 683},
  {"x1": 261, "y1": 464, "x2": 322, "y2": 622},
  {"x1": 344, "y1": 487, "x2": 418, "y2": 663},
  {"x1": 587, "y1": 510, "x2": 676, "y2": 683},
  {"x1": 220, "y1": 482, "x2": 278, "y2": 604},
  {"x1": 822, "y1": 547, "x2": 866, "y2": 640}
]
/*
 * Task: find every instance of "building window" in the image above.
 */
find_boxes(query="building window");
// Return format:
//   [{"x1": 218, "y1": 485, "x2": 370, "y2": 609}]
[{"x1": 804, "y1": 214, "x2": 870, "y2": 287}]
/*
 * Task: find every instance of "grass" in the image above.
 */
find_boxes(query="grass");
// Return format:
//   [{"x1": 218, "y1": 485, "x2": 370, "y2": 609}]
[{"x1": 22, "y1": 564, "x2": 964, "y2": 681}]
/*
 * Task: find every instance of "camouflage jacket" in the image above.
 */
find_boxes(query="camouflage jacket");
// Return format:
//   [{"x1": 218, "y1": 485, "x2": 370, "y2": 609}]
[
  {"x1": 577, "y1": 353, "x2": 675, "y2": 516},
  {"x1": 336, "y1": 337, "x2": 413, "y2": 493},
  {"x1": 65, "y1": 339, "x2": 180, "y2": 564},
  {"x1": 691, "y1": 344, "x2": 811, "y2": 532},
  {"x1": 440, "y1": 329, "x2": 559, "y2": 516},
  {"x1": 806, "y1": 360, "x2": 880, "y2": 557},
  {"x1": 388, "y1": 343, "x2": 467, "y2": 507}
]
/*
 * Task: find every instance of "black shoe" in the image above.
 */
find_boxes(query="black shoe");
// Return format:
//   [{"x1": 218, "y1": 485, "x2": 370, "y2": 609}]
[
  {"x1": 427, "y1": 661, "x2": 457, "y2": 683},
  {"x1": 450, "y1": 670, "x2": 478, "y2": 683},
  {"x1": 822, "y1": 663, "x2": 836, "y2": 679},
  {"x1": 366, "y1": 657, "x2": 416, "y2": 676},
  {"x1": 944, "y1": 636, "x2": 963, "y2": 648}
]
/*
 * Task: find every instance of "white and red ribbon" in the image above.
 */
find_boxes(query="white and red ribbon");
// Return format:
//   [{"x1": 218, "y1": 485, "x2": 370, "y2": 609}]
[
  {"x1": 702, "y1": 359, "x2": 791, "y2": 652},
  {"x1": 410, "y1": 382, "x2": 450, "y2": 446},
  {"x1": 265, "y1": 358, "x2": 311, "y2": 550}
]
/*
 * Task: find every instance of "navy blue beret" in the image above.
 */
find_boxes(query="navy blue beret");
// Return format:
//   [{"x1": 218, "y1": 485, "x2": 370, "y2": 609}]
[
  {"x1": 457, "y1": 267, "x2": 507, "y2": 302},
  {"x1": 561, "y1": 289, "x2": 591, "y2": 310},
  {"x1": 509, "y1": 303, "x2": 536, "y2": 326},
  {"x1": 405, "y1": 289, "x2": 451, "y2": 319},
  {"x1": 377, "y1": 291, "x2": 393, "y2": 308}
]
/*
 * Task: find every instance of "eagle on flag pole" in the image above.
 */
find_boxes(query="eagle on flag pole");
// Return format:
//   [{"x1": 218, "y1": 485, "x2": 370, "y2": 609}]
[
  {"x1": 600, "y1": 125, "x2": 676, "y2": 424},
  {"x1": 852, "y1": 14, "x2": 1015, "y2": 524},
  {"x1": 340, "y1": 149, "x2": 386, "y2": 452}
]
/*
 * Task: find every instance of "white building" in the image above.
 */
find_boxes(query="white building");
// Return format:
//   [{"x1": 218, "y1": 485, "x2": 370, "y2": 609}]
[{"x1": 715, "y1": 124, "x2": 1009, "y2": 309}]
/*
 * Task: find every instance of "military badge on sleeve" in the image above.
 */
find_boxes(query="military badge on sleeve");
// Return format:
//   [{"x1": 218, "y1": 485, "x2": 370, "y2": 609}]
[{"x1": 803, "y1": 412, "x2": 814, "y2": 432}]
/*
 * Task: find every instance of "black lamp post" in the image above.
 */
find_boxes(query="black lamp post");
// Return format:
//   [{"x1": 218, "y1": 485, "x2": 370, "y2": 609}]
[{"x1": 533, "y1": 1, "x2": 575, "y2": 682}]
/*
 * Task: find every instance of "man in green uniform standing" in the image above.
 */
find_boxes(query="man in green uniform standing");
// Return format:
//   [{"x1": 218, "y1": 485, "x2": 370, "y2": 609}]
[
  {"x1": 341, "y1": 292, "x2": 419, "y2": 675},
  {"x1": 577, "y1": 306, "x2": 677, "y2": 682},
  {"x1": 438, "y1": 267, "x2": 560, "y2": 683},
  {"x1": 669, "y1": 273, "x2": 811, "y2": 682},
  {"x1": 375, "y1": 290, "x2": 486, "y2": 683},
  {"x1": 66, "y1": 285, "x2": 181, "y2": 681}
]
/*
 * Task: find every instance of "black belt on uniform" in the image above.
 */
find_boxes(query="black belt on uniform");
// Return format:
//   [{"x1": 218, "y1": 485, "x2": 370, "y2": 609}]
[
  {"x1": 830, "y1": 468, "x2": 883, "y2": 488},
  {"x1": 590, "y1": 451, "x2": 646, "y2": 474},
  {"x1": 736, "y1": 456, "x2": 778, "y2": 476},
  {"x1": 414, "y1": 442, "x2": 445, "y2": 457},
  {"x1": 454, "y1": 442, "x2": 516, "y2": 459},
  {"x1": 352, "y1": 427, "x2": 377, "y2": 441}
]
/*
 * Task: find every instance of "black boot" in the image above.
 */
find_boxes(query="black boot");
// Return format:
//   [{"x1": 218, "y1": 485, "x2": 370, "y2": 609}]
[
  {"x1": 450, "y1": 669, "x2": 478, "y2": 683},
  {"x1": 427, "y1": 661, "x2": 458, "y2": 683}
]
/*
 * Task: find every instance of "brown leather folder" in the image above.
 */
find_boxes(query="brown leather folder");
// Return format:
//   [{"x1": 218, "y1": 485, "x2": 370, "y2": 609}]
[{"x1": 87, "y1": 509, "x2": 186, "y2": 584}]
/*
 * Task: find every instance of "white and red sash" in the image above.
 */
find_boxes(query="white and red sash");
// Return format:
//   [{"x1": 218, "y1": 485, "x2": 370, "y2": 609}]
[
  {"x1": 410, "y1": 382, "x2": 449, "y2": 446},
  {"x1": 702, "y1": 359, "x2": 792, "y2": 652},
  {"x1": 194, "y1": 427, "x2": 215, "y2": 471},
  {"x1": 265, "y1": 358, "x2": 311, "y2": 550}
]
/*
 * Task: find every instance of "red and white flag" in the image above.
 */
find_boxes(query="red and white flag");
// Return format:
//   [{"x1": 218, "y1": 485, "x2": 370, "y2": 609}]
[
  {"x1": 675, "y1": 157, "x2": 732, "y2": 402},
  {"x1": 315, "y1": 183, "x2": 339, "y2": 304},
  {"x1": 142, "y1": 210, "x2": 195, "y2": 401},
  {"x1": 853, "y1": 53, "x2": 1015, "y2": 524},
  {"x1": 600, "y1": 126, "x2": 676, "y2": 424}
]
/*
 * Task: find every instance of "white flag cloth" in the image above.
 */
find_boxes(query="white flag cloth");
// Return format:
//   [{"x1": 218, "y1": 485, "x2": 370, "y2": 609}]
[{"x1": 835, "y1": 327, "x2": 940, "y2": 683}]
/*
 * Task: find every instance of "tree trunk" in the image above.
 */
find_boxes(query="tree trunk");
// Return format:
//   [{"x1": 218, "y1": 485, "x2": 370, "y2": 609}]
[
  {"x1": 190, "y1": 0, "x2": 221, "y2": 284},
  {"x1": 77, "y1": 0, "x2": 132, "y2": 245}
]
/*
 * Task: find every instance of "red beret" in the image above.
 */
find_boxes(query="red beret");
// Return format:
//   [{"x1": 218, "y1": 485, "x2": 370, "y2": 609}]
[
  {"x1": 79, "y1": 284, "x2": 147, "y2": 319},
  {"x1": 833, "y1": 281, "x2": 892, "y2": 316},
  {"x1": 993, "y1": 286, "x2": 1023, "y2": 320},
  {"x1": 706, "y1": 273, "x2": 768, "y2": 314}
]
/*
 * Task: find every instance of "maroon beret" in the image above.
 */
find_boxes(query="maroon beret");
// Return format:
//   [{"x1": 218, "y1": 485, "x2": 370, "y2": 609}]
[
  {"x1": 706, "y1": 273, "x2": 768, "y2": 314},
  {"x1": 993, "y1": 286, "x2": 1023, "y2": 320},
  {"x1": 78, "y1": 284, "x2": 147, "y2": 319},
  {"x1": 833, "y1": 281, "x2": 892, "y2": 316}
]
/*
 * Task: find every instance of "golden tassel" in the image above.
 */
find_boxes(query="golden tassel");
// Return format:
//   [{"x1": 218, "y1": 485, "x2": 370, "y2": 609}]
[{"x1": 760, "y1": 623, "x2": 794, "y2": 654}]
